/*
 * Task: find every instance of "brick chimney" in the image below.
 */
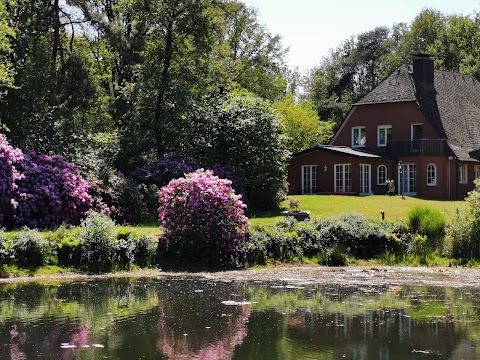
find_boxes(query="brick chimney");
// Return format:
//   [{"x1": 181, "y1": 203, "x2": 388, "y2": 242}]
[{"x1": 412, "y1": 53, "x2": 435, "y2": 94}]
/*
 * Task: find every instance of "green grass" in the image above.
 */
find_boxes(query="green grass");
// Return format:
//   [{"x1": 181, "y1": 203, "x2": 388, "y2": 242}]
[
  {"x1": 1, "y1": 195, "x2": 467, "y2": 239},
  {"x1": 248, "y1": 195, "x2": 466, "y2": 227}
]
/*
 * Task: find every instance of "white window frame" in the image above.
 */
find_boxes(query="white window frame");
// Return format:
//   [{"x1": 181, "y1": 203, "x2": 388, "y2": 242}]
[
  {"x1": 427, "y1": 164, "x2": 437, "y2": 186},
  {"x1": 301, "y1": 165, "x2": 318, "y2": 194},
  {"x1": 377, "y1": 165, "x2": 387, "y2": 185},
  {"x1": 334, "y1": 164, "x2": 352, "y2": 193},
  {"x1": 377, "y1": 125, "x2": 392, "y2": 147},
  {"x1": 459, "y1": 164, "x2": 468, "y2": 184},
  {"x1": 352, "y1": 127, "x2": 366, "y2": 148}
]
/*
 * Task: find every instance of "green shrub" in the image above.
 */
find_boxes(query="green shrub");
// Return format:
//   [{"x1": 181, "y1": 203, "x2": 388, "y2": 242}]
[
  {"x1": 132, "y1": 234, "x2": 157, "y2": 267},
  {"x1": 407, "y1": 206, "x2": 445, "y2": 250},
  {"x1": 0, "y1": 230, "x2": 7, "y2": 264},
  {"x1": 79, "y1": 212, "x2": 116, "y2": 272},
  {"x1": 237, "y1": 214, "x2": 409, "y2": 267},
  {"x1": 9, "y1": 229, "x2": 47, "y2": 267},
  {"x1": 114, "y1": 237, "x2": 136, "y2": 268},
  {"x1": 57, "y1": 236, "x2": 81, "y2": 267},
  {"x1": 445, "y1": 207, "x2": 480, "y2": 259}
]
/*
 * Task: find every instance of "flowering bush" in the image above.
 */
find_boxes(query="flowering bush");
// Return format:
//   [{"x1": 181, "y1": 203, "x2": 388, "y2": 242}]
[
  {"x1": 12, "y1": 150, "x2": 93, "y2": 229},
  {"x1": 158, "y1": 169, "x2": 249, "y2": 265},
  {"x1": 0, "y1": 134, "x2": 24, "y2": 226},
  {"x1": 138, "y1": 155, "x2": 242, "y2": 218},
  {"x1": 0, "y1": 134, "x2": 94, "y2": 229}
]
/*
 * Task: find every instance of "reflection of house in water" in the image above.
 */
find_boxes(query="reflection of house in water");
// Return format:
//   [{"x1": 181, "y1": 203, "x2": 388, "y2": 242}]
[{"x1": 286, "y1": 309, "x2": 477, "y2": 359}]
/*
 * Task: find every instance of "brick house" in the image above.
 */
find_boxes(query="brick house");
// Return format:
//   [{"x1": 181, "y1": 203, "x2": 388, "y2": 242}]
[{"x1": 288, "y1": 54, "x2": 480, "y2": 199}]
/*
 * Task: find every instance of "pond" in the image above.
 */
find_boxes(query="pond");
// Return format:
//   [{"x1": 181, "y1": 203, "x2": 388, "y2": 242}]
[{"x1": 1, "y1": 272, "x2": 480, "y2": 359}]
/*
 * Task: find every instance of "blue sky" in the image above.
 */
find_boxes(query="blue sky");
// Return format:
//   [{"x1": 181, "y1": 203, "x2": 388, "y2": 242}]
[{"x1": 241, "y1": 0, "x2": 479, "y2": 73}]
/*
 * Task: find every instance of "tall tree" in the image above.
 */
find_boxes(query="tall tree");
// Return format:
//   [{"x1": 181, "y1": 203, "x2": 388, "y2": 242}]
[
  {"x1": 0, "y1": 0, "x2": 15, "y2": 96},
  {"x1": 218, "y1": 1, "x2": 287, "y2": 101},
  {"x1": 273, "y1": 93, "x2": 334, "y2": 153}
]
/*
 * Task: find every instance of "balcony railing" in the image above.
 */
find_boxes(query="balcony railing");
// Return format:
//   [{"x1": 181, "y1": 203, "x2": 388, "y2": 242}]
[{"x1": 387, "y1": 139, "x2": 449, "y2": 157}]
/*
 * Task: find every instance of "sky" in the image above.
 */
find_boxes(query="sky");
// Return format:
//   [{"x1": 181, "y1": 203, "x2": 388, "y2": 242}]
[{"x1": 241, "y1": 0, "x2": 480, "y2": 73}]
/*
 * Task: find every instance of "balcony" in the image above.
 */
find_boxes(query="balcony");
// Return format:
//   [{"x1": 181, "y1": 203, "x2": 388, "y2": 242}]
[{"x1": 387, "y1": 139, "x2": 450, "y2": 157}]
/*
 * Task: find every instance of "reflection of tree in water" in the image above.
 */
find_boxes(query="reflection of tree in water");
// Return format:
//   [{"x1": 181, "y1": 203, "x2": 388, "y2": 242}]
[{"x1": 156, "y1": 285, "x2": 251, "y2": 360}]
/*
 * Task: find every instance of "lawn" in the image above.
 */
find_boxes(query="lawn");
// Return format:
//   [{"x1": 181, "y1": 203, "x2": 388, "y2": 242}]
[
  {"x1": 2, "y1": 196, "x2": 467, "y2": 238},
  {"x1": 248, "y1": 195, "x2": 467, "y2": 227}
]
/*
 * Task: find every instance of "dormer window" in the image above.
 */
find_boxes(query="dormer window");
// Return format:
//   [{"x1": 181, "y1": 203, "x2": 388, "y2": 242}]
[
  {"x1": 352, "y1": 127, "x2": 366, "y2": 148},
  {"x1": 377, "y1": 125, "x2": 392, "y2": 147}
]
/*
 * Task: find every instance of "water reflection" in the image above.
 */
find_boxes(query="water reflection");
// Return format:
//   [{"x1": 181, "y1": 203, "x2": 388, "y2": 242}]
[{"x1": 0, "y1": 278, "x2": 480, "y2": 359}]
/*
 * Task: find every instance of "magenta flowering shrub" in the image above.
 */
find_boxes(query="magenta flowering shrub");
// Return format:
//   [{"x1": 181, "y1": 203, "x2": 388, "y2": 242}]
[
  {"x1": 12, "y1": 151, "x2": 93, "y2": 229},
  {"x1": 0, "y1": 135, "x2": 24, "y2": 226},
  {"x1": 158, "y1": 169, "x2": 249, "y2": 265}
]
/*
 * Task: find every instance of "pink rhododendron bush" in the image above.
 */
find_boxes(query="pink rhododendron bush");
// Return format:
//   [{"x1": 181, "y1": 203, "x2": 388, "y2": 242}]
[
  {"x1": 157, "y1": 169, "x2": 249, "y2": 266},
  {"x1": 0, "y1": 135, "x2": 93, "y2": 229}
]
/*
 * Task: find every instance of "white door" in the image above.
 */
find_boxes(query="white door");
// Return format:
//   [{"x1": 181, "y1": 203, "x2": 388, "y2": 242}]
[
  {"x1": 399, "y1": 164, "x2": 416, "y2": 196},
  {"x1": 302, "y1": 165, "x2": 318, "y2": 194},
  {"x1": 360, "y1": 164, "x2": 372, "y2": 195}
]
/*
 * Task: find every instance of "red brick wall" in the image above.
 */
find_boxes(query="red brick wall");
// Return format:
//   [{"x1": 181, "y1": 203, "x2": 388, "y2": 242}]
[
  {"x1": 332, "y1": 102, "x2": 441, "y2": 151},
  {"x1": 288, "y1": 149, "x2": 394, "y2": 195}
]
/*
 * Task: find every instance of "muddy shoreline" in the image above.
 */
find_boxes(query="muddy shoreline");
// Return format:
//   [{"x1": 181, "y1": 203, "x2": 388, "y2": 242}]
[{"x1": 1, "y1": 265, "x2": 479, "y2": 287}]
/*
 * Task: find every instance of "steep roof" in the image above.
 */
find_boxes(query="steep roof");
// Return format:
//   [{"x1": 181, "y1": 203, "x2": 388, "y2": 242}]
[
  {"x1": 354, "y1": 64, "x2": 480, "y2": 161},
  {"x1": 355, "y1": 65, "x2": 417, "y2": 105}
]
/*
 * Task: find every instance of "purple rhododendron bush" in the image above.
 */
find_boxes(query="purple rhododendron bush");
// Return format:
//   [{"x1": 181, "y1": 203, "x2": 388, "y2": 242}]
[
  {"x1": 0, "y1": 135, "x2": 93, "y2": 229},
  {"x1": 158, "y1": 169, "x2": 249, "y2": 266},
  {"x1": 0, "y1": 135, "x2": 23, "y2": 226}
]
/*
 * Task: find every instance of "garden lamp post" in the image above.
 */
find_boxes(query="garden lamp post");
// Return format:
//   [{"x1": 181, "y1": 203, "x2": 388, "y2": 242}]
[{"x1": 398, "y1": 161, "x2": 404, "y2": 199}]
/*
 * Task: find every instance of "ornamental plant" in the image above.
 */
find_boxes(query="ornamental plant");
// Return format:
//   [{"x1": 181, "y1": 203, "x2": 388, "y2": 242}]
[
  {"x1": 0, "y1": 134, "x2": 24, "y2": 227},
  {"x1": 158, "y1": 169, "x2": 249, "y2": 266},
  {"x1": 12, "y1": 151, "x2": 93, "y2": 229}
]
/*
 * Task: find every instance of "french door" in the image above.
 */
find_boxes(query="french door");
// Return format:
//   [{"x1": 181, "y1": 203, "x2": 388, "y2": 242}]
[
  {"x1": 359, "y1": 164, "x2": 372, "y2": 195},
  {"x1": 302, "y1": 165, "x2": 318, "y2": 194},
  {"x1": 399, "y1": 164, "x2": 416, "y2": 196},
  {"x1": 335, "y1": 164, "x2": 352, "y2": 192}
]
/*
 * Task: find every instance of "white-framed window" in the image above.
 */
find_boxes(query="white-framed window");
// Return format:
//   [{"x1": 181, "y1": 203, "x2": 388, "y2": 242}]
[
  {"x1": 427, "y1": 164, "x2": 437, "y2": 186},
  {"x1": 377, "y1": 125, "x2": 392, "y2": 147},
  {"x1": 301, "y1": 165, "x2": 318, "y2": 194},
  {"x1": 335, "y1": 164, "x2": 352, "y2": 192},
  {"x1": 474, "y1": 165, "x2": 480, "y2": 180},
  {"x1": 352, "y1": 127, "x2": 366, "y2": 148},
  {"x1": 377, "y1": 165, "x2": 387, "y2": 185},
  {"x1": 459, "y1": 164, "x2": 468, "y2": 184}
]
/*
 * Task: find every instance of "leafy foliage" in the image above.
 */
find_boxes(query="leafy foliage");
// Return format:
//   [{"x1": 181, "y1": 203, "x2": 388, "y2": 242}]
[
  {"x1": 273, "y1": 93, "x2": 334, "y2": 153},
  {"x1": 9, "y1": 229, "x2": 46, "y2": 267},
  {"x1": 407, "y1": 206, "x2": 445, "y2": 249},
  {"x1": 78, "y1": 211, "x2": 116, "y2": 272},
  {"x1": 158, "y1": 169, "x2": 249, "y2": 266},
  {"x1": 237, "y1": 214, "x2": 409, "y2": 267},
  {"x1": 180, "y1": 92, "x2": 289, "y2": 210},
  {"x1": 446, "y1": 179, "x2": 480, "y2": 259}
]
